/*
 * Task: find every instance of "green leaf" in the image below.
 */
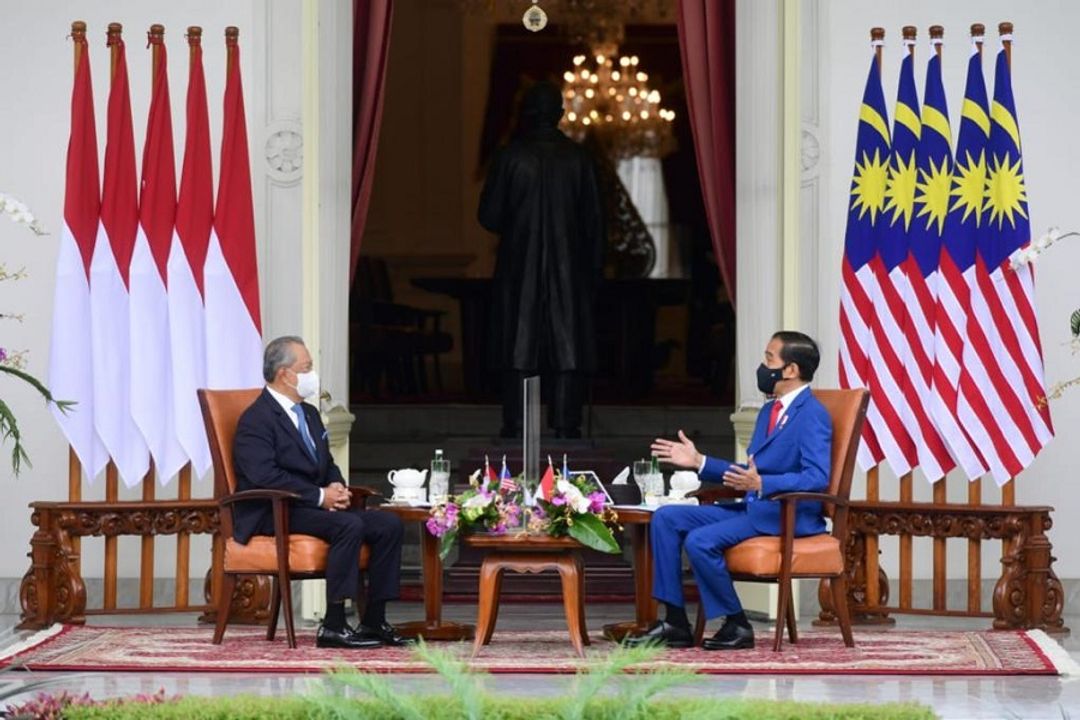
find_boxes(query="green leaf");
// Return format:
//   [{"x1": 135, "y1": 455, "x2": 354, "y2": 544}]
[
  {"x1": 1071, "y1": 308, "x2": 1080, "y2": 338},
  {"x1": 438, "y1": 528, "x2": 458, "y2": 562},
  {"x1": 567, "y1": 513, "x2": 620, "y2": 554},
  {"x1": 0, "y1": 398, "x2": 30, "y2": 476},
  {"x1": 0, "y1": 364, "x2": 74, "y2": 413}
]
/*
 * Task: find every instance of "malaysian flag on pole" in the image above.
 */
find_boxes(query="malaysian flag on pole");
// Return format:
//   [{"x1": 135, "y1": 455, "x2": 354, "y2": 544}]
[
  {"x1": 962, "y1": 41, "x2": 1053, "y2": 483},
  {"x1": 929, "y1": 37, "x2": 991, "y2": 480},
  {"x1": 893, "y1": 41, "x2": 960, "y2": 483},
  {"x1": 838, "y1": 43, "x2": 889, "y2": 471}
]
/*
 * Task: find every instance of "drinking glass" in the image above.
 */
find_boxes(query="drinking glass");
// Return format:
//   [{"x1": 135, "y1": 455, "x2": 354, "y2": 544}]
[
  {"x1": 632, "y1": 460, "x2": 652, "y2": 505},
  {"x1": 645, "y1": 470, "x2": 665, "y2": 504}
]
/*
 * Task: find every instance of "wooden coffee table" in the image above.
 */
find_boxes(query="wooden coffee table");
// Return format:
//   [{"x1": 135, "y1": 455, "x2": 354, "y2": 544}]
[
  {"x1": 378, "y1": 504, "x2": 475, "y2": 641},
  {"x1": 462, "y1": 533, "x2": 589, "y2": 658}
]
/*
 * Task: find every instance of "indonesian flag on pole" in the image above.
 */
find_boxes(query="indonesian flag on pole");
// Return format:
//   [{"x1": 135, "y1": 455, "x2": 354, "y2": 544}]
[
  {"x1": 130, "y1": 32, "x2": 186, "y2": 483},
  {"x1": 205, "y1": 28, "x2": 262, "y2": 388},
  {"x1": 90, "y1": 32, "x2": 149, "y2": 487},
  {"x1": 48, "y1": 31, "x2": 106, "y2": 481},
  {"x1": 168, "y1": 29, "x2": 213, "y2": 478}
]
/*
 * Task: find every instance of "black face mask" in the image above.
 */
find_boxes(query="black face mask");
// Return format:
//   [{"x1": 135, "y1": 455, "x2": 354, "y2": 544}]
[{"x1": 756, "y1": 363, "x2": 786, "y2": 395}]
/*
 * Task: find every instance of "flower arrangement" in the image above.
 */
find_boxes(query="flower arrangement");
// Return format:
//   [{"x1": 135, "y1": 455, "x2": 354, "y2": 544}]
[
  {"x1": 425, "y1": 468, "x2": 620, "y2": 560},
  {"x1": 1010, "y1": 226, "x2": 1080, "y2": 402},
  {"x1": 426, "y1": 481, "x2": 522, "y2": 561},
  {"x1": 0, "y1": 192, "x2": 71, "y2": 475}
]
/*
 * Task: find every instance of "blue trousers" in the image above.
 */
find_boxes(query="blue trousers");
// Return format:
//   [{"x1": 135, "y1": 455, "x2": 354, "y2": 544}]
[{"x1": 650, "y1": 504, "x2": 760, "y2": 620}]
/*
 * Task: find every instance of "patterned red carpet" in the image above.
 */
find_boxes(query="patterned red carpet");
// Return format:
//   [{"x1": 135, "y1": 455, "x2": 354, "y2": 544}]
[{"x1": 0, "y1": 625, "x2": 1071, "y2": 676}]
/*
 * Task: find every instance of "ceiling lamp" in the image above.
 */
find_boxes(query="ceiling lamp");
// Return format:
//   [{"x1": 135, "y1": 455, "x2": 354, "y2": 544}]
[{"x1": 559, "y1": 45, "x2": 675, "y2": 159}]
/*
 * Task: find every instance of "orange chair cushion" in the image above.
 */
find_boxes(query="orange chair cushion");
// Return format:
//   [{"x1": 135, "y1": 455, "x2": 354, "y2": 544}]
[
  {"x1": 224, "y1": 535, "x2": 370, "y2": 573},
  {"x1": 725, "y1": 534, "x2": 843, "y2": 577}
]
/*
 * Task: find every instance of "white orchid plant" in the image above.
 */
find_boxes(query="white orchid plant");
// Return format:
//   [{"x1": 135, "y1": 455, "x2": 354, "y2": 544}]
[
  {"x1": 1010, "y1": 226, "x2": 1080, "y2": 402},
  {"x1": 0, "y1": 192, "x2": 69, "y2": 475}
]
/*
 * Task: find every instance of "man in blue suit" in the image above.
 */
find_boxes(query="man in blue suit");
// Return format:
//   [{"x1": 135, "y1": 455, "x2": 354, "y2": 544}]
[
  {"x1": 629, "y1": 331, "x2": 831, "y2": 650},
  {"x1": 233, "y1": 336, "x2": 408, "y2": 649}
]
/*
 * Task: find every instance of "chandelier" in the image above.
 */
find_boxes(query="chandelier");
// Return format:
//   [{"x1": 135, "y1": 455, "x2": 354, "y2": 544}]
[{"x1": 559, "y1": 47, "x2": 675, "y2": 159}]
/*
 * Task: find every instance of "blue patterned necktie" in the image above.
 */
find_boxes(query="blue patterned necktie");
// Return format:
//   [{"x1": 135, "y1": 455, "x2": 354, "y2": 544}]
[{"x1": 291, "y1": 403, "x2": 318, "y2": 461}]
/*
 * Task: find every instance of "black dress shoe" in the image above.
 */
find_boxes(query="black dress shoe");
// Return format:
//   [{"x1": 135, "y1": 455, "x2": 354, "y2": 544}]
[
  {"x1": 356, "y1": 621, "x2": 415, "y2": 647},
  {"x1": 623, "y1": 620, "x2": 694, "y2": 649},
  {"x1": 316, "y1": 624, "x2": 382, "y2": 649},
  {"x1": 702, "y1": 621, "x2": 755, "y2": 651}
]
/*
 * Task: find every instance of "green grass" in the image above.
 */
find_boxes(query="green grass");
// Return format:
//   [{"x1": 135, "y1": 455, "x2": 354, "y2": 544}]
[
  {"x1": 44, "y1": 643, "x2": 936, "y2": 720},
  {"x1": 64, "y1": 696, "x2": 936, "y2": 720}
]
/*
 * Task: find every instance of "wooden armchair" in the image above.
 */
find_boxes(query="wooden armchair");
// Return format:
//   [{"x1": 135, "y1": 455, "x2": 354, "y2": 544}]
[
  {"x1": 198, "y1": 389, "x2": 377, "y2": 649},
  {"x1": 692, "y1": 388, "x2": 869, "y2": 651}
]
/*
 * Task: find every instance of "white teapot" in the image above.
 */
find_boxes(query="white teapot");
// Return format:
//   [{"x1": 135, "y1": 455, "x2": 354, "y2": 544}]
[
  {"x1": 387, "y1": 468, "x2": 428, "y2": 500},
  {"x1": 669, "y1": 471, "x2": 701, "y2": 499}
]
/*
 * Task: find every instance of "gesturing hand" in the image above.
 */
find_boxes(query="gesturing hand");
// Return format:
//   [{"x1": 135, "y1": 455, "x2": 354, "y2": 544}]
[
  {"x1": 650, "y1": 430, "x2": 704, "y2": 470},
  {"x1": 723, "y1": 455, "x2": 762, "y2": 493}
]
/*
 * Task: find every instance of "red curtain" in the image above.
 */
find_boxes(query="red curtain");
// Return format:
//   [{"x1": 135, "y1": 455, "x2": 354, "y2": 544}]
[
  {"x1": 677, "y1": 0, "x2": 737, "y2": 306},
  {"x1": 351, "y1": 0, "x2": 394, "y2": 281}
]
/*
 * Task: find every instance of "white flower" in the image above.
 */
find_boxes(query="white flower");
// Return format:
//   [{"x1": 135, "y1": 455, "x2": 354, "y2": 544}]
[
  {"x1": 556, "y1": 479, "x2": 591, "y2": 513},
  {"x1": 0, "y1": 192, "x2": 46, "y2": 235},
  {"x1": 462, "y1": 493, "x2": 493, "y2": 510}
]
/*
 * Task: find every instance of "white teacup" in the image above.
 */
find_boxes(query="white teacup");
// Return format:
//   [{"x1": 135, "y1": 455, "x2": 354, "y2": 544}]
[
  {"x1": 387, "y1": 468, "x2": 427, "y2": 489},
  {"x1": 669, "y1": 471, "x2": 701, "y2": 499}
]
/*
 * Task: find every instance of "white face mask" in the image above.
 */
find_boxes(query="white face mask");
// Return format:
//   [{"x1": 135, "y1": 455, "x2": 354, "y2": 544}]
[{"x1": 292, "y1": 370, "x2": 320, "y2": 400}]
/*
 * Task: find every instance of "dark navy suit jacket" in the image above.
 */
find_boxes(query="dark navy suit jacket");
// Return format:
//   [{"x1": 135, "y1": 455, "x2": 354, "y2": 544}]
[
  {"x1": 700, "y1": 388, "x2": 832, "y2": 536},
  {"x1": 231, "y1": 388, "x2": 344, "y2": 543}
]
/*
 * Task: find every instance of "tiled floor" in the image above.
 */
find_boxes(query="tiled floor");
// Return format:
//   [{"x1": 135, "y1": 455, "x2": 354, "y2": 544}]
[{"x1": 0, "y1": 603, "x2": 1076, "y2": 719}]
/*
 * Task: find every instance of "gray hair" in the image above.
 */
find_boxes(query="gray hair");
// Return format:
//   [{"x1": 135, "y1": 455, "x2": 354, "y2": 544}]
[{"x1": 263, "y1": 336, "x2": 305, "y2": 383}]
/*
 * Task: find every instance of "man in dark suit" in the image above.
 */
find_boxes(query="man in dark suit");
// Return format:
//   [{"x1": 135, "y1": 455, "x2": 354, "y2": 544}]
[
  {"x1": 629, "y1": 331, "x2": 832, "y2": 650},
  {"x1": 478, "y1": 80, "x2": 605, "y2": 439},
  {"x1": 233, "y1": 336, "x2": 407, "y2": 649}
]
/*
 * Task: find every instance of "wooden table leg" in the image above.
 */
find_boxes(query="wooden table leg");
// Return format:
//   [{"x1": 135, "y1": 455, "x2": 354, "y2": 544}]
[
  {"x1": 396, "y1": 524, "x2": 475, "y2": 641},
  {"x1": 603, "y1": 522, "x2": 656, "y2": 641},
  {"x1": 558, "y1": 553, "x2": 587, "y2": 659}
]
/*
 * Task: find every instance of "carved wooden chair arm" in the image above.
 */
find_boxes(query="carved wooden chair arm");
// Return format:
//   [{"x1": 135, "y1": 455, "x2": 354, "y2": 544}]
[
  {"x1": 767, "y1": 491, "x2": 847, "y2": 507},
  {"x1": 219, "y1": 489, "x2": 301, "y2": 507},
  {"x1": 689, "y1": 485, "x2": 745, "y2": 504},
  {"x1": 348, "y1": 485, "x2": 380, "y2": 511}
]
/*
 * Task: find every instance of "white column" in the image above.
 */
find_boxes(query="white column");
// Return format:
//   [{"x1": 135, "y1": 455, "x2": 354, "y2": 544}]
[
  {"x1": 732, "y1": 0, "x2": 820, "y2": 621},
  {"x1": 298, "y1": 0, "x2": 355, "y2": 621}
]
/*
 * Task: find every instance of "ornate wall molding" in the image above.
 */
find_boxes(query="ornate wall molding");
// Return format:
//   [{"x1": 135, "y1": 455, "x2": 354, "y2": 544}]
[{"x1": 264, "y1": 121, "x2": 304, "y2": 185}]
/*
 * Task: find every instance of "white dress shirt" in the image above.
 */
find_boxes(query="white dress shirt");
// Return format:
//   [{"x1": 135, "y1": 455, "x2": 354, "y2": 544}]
[
  {"x1": 265, "y1": 386, "x2": 324, "y2": 506},
  {"x1": 697, "y1": 382, "x2": 812, "y2": 472}
]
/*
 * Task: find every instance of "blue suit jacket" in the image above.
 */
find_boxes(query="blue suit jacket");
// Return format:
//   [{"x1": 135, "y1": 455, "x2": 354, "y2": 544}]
[
  {"x1": 231, "y1": 389, "x2": 344, "y2": 543},
  {"x1": 700, "y1": 388, "x2": 832, "y2": 536}
]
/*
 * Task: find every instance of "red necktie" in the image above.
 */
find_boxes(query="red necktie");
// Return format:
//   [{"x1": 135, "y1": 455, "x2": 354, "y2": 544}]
[{"x1": 767, "y1": 400, "x2": 783, "y2": 435}]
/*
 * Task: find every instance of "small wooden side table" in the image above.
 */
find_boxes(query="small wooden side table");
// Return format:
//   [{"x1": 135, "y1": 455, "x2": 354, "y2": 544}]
[{"x1": 462, "y1": 534, "x2": 590, "y2": 658}]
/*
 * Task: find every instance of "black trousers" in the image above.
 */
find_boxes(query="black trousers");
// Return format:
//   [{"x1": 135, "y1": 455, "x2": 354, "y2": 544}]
[
  {"x1": 502, "y1": 370, "x2": 584, "y2": 432},
  {"x1": 256, "y1": 506, "x2": 403, "y2": 604}
]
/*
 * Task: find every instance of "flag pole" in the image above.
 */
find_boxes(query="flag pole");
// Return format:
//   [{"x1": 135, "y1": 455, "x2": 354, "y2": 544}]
[
  {"x1": 956, "y1": 21, "x2": 987, "y2": 614},
  {"x1": 864, "y1": 23, "x2": 884, "y2": 613},
  {"x1": 102, "y1": 21, "x2": 124, "y2": 612},
  {"x1": 998, "y1": 20, "x2": 1016, "y2": 508},
  {"x1": 993, "y1": 21, "x2": 1010, "y2": 507},
  {"x1": 175, "y1": 20, "x2": 200, "y2": 608},
  {"x1": 896, "y1": 24, "x2": 919, "y2": 610},
  {"x1": 999, "y1": 21, "x2": 1013, "y2": 70},
  {"x1": 137, "y1": 22, "x2": 168, "y2": 610},
  {"x1": 871, "y1": 26, "x2": 884, "y2": 71},
  {"x1": 66, "y1": 20, "x2": 86, "y2": 530}
]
